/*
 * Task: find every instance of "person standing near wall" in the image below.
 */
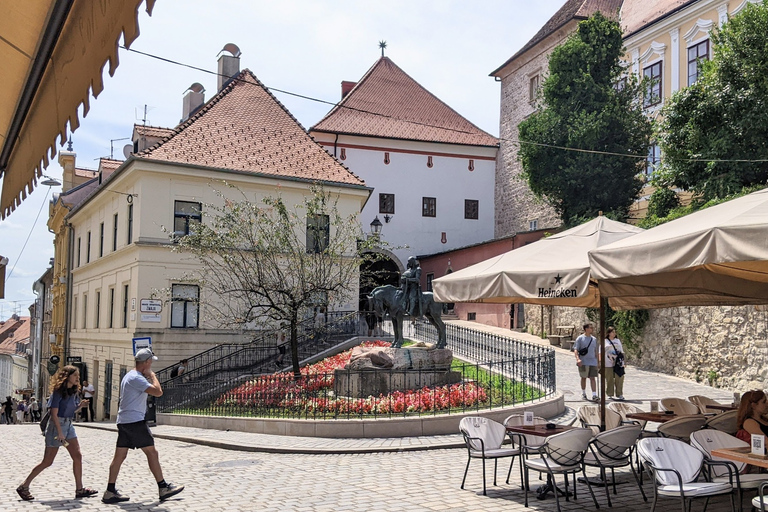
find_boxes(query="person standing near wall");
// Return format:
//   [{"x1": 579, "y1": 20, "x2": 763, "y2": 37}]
[
  {"x1": 81, "y1": 381, "x2": 95, "y2": 422},
  {"x1": 603, "y1": 327, "x2": 625, "y2": 401},
  {"x1": 573, "y1": 323, "x2": 599, "y2": 401}
]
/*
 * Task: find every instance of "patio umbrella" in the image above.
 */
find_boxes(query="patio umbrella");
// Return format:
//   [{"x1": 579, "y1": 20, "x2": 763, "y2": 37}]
[
  {"x1": 433, "y1": 216, "x2": 644, "y2": 429},
  {"x1": 588, "y1": 187, "x2": 768, "y2": 310}
]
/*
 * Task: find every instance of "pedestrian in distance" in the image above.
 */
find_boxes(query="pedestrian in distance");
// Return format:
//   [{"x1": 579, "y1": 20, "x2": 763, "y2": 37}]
[
  {"x1": 603, "y1": 327, "x2": 626, "y2": 400},
  {"x1": 81, "y1": 380, "x2": 95, "y2": 422},
  {"x1": 16, "y1": 365, "x2": 97, "y2": 501},
  {"x1": 573, "y1": 322, "x2": 599, "y2": 401},
  {"x1": 30, "y1": 397, "x2": 40, "y2": 422},
  {"x1": 16, "y1": 399, "x2": 26, "y2": 424},
  {"x1": 102, "y1": 348, "x2": 184, "y2": 504}
]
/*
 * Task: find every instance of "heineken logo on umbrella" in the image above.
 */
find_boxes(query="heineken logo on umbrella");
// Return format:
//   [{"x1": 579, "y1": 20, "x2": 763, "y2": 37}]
[{"x1": 538, "y1": 273, "x2": 578, "y2": 298}]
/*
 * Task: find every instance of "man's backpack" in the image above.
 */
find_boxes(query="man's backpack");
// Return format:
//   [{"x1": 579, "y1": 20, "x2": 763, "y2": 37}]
[{"x1": 170, "y1": 366, "x2": 179, "y2": 378}]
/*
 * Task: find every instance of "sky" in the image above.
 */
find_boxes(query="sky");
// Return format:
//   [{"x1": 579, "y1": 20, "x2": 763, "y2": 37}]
[{"x1": 0, "y1": 0, "x2": 565, "y2": 321}]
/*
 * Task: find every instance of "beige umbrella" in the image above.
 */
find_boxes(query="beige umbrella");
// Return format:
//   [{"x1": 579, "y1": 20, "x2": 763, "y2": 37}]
[
  {"x1": 589, "y1": 187, "x2": 768, "y2": 310},
  {"x1": 432, "y1": 216, "x2": 643, "y2": 306}
]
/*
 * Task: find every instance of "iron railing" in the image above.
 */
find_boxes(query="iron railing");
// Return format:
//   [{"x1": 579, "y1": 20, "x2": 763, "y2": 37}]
[{"x1": 157, "y1": 317, "x2": 556, "y2": 419}]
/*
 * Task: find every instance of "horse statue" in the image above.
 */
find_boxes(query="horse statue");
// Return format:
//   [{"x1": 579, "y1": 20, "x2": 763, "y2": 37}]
[{"x1": 368, "y1": 285, "x2": 447, "y2": 349}]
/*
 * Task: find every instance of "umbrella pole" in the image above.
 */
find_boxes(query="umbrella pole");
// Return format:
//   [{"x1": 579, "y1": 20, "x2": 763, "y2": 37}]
[{"x1": 599, "y1": 296, "x2": 607, "y2": 431}]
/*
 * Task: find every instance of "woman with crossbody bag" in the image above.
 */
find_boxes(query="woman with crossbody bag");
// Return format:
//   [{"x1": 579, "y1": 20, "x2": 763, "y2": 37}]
[{"x1": 604, "y1": 327, "x2": 626, "y2": 400}]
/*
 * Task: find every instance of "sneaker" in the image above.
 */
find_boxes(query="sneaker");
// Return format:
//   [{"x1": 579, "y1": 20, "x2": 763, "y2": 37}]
[
  {"x1": 159, "y1": 482, "x2": 185, "y2": 501},
  {"x1": 607, "y1": 396, "x2": 614, "y2": 400},
  {"x1": 617, "y1": 395, "x2": 625, "y2": 401},
  {"x1": 592, "y1": 395, "x2": 599, "y2": 402},
  {"x1": 102, "y1": 489, "x2": 130, "y2": 504},
  {"x1": 581, "y1": 392, "x2": 588, "y2": 400}
]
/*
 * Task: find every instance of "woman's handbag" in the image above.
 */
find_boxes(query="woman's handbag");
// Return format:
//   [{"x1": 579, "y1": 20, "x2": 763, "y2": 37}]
[
  {"x1": 609, "y1": 339, "x2": 626, "y2": 377},
  {"x1": 39, "y1": 410, "x2": 50, "y2": 434}
]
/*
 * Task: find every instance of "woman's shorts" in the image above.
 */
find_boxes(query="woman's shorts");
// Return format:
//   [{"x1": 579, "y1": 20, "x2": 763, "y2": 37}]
[
  {"x1": 578, "y1": 365, "x2": 599, "y2": 378},
  {"x1": 116, "y1": 420, "x2": 155, "y2": 449},
  {"x1": 45, "y1": 417, "x2": 76, "y2": 448}
]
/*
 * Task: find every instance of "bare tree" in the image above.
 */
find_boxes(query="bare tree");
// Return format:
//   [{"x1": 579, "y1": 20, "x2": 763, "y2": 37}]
[{"x1": 173, "y1": 184, "x2": 380, "y2": 378}]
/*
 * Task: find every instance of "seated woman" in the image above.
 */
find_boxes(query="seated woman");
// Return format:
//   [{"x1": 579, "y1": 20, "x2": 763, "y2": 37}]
[{"x1": 736, "y1": 389, "x2": 768, "y2": 442}]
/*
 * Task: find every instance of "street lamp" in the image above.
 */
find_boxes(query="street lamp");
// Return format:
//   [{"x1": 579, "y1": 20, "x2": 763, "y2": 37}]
[
  {"x1": 370, "y1": 216, "x2": 383, "y2": 236},
  {"x1": 39, "y1": 175, "x2": 61, "y2": 187}
]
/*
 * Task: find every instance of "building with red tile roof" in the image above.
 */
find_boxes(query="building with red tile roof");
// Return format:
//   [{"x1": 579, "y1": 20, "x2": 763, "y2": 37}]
[{"x1": 0, "y1": 315, "x2": 30, "y2": 355}]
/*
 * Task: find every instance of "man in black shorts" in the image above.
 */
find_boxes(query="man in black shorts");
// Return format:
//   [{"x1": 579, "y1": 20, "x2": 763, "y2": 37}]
[{"x1": 102, "y1": 349, "x2": 184, "y2": 504}]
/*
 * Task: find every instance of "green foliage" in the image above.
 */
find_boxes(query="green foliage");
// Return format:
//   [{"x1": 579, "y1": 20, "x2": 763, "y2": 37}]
[
  {"x1": 586, "y1": 304, "x2": 649, "y2": 355},
  {"x1": 659, "y1": 0, "x2": 768, "y2": 201},
  {"x1": 518, "y1": 13, "x2": 653, "y2": 225},
  {"x1": 646, "y1": 187, "x2": 680, "y2": 218}
]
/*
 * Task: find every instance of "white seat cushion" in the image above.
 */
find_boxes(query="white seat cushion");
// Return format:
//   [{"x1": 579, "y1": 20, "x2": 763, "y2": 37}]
[
  {"x1": 525, "y1": 457, "x2": 581, "y2": 473},
  {"x1": 470, "y1": 447, "x2": 520, "y2": 459},
  {"x1": 713, "y1": 473, "x2": 768, "y2": 489},
  {"x1": 657, "y1": 482, "x2": 733, "y2": 497},
  {"x1": 752, "y1": 495, "x2": 768, "y2": 510}
]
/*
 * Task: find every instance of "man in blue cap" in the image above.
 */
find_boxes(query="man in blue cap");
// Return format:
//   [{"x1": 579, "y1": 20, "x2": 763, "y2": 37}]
[{"x1": 101, "y1": 348, "x2": 184, "y2": 504}]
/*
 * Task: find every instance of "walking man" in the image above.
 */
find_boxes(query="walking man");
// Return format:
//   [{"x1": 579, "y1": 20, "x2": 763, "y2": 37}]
[
  {"x1": 81, "y1": 381, "x2": 95, "y2": 422},
  {"x1": 102, "y1": 349, "x2": 184, "y2": 504},
  {"x1": 573, "y1": 323, "x2": 599, "y2": 401}
]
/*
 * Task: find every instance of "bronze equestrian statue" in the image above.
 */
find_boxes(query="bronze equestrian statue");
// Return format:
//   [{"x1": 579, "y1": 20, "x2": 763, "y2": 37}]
[{"x1": 368, "y1": 257, "x2": 447, "y2": 349}]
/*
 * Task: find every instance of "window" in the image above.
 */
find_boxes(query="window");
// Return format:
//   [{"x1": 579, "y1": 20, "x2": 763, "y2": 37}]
[
  {"x1": 529, "y1": 74, "x2": 540, "y2": 103},
  {"x1": 529, "y1": 219, "x2": 538, "y2": 231},
  {"x1": 99, "y1": 222, "x2": 104, "y2": 257},
  {"x1": 127, "y1": 204, "x2": 133, "y2": 244},
  {"x1": 82, "y1": 293, "x2": 88, "y2": 329},
  {"x1": 171, "y1": 284, "x2": 199, "y2": 328},
  {"x1": 643, "y1": 61, "x2": 663, "y2": 107},
  {"x1": 426, "y1": 273, "x2": 434, "y2": 292},
  {"x1": 109, "y1": 287, "x2": 115, "y2": 328},
  {"x1": 86, "y1": 231, "x2": 91, "y2": 263},
  {"x1": 464, "y1": 199, "x2": 479, "y2": 220},
  {"x1": 95, "y1": 291, "x2": 101, "y2": 328},
  {"x1": 112, "y1": 213, "x2": 118, "y2": 251},
  {"x1": 422, "y1": 197, "x2": 436, "y2": 217},
  {"x1": 467, "y1": 312, "x2": 476, "y2": 321},
  {"x1": 77, "y1": 237, "x2": 81, "y2": 267},
  {"x1": 173, "y1": 200, "x2": 201, "y2": 236},
  {"x1": 379, "y1": 193, "x2": 395, "y2": 214},
  {"x1": 122, "y1": 284, "x2": 129, "y2": 328},
  {"x1": 688, "y1": 39, "x2": 709, "y2": 86},
  {"x1": 646, "y1": 143, "x2": 662, "y2": 177},
  {"x1": 306, "y1": 214, "x2": 330, "y2": 253}
]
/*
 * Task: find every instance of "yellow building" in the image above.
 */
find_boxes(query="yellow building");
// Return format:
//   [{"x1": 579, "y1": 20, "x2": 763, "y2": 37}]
[{"x1": 52, "y1": 56, "x2": 369, "y2": 420}]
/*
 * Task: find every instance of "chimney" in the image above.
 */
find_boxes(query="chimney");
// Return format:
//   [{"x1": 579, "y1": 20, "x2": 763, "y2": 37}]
[
  {"x1": 341, "y1": 81, "x2": 357, "y2": 99},
  {"x1": 58, "y1": 148, "x2": 76, "y2": 192},
  {"x1": 182, "y1": 82, "x2": 206, "y2": 122},
  {"x1": 217, "y1": 43, "x2": 241, "y2": 91}
]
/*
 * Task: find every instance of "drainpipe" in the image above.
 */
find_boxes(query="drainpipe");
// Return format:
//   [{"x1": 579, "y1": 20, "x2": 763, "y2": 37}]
[
  {"x1": 64, "y1": 222, "x2": 74, "y2": 359},
  {"x1": 32, "y1": 277, "x2": 45, "y2": 398},
  {"x1": 333, "y1": 133, "x2": 339, "y2": 158}
]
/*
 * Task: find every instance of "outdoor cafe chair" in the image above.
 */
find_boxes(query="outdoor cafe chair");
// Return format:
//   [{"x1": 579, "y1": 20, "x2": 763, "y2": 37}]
[
  {"x1": 582, "y1": 424, "x2": 647, "y2": 507},
  {"x1": 608, "y1": 401, "x2": 649, "y2": 430},
  {"x1": 690, "y1": 429, "x2": 766, "y2": 512},
  {"x1": 523, "y1": 427, "x2": 599, "y2": 512},
  {"x1": 657, "y1": 414, "x2": 707, "y2": 443},
  {"x1": 637, "y1": 437, "x2": 736, "y2": 512},
  {"x1": 459, "y1": 416, "x2": 521, "y2": 495},
  {"x1": 703, "y1": 410, "x2": 739, "y2": 435},
  {"x1": 577, "y1": 404, "x2": 621, "y2": 435},
  {"x1": 689, "y1": 395, "x2": 729, "y2": 415},
  {"x1": 753, "y1": 482, "x2": 768, "y2": 511},
  {"x1": 503, "y1": 413, "x2": 547, "y2": 488},
  {"x1": 660, "y1": 397, "x2": 701, "y2": 416}
]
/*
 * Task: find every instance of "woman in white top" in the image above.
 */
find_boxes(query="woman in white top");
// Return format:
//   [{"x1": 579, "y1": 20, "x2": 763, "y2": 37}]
[{"x1": 604, "y1": 327, "x2": 625, "y2": 400}]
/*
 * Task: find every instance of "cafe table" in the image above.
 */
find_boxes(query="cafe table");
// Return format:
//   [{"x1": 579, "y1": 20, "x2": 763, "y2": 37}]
[
  {"x1": 711, "y1": 446, "x2": 768, "y2": 471},
  {"x1": 625, "y1": 411, "x2": 679, "y2": 423},
  {"x1": 505, "y1": 423, "x2": 578, "y2": 500}
]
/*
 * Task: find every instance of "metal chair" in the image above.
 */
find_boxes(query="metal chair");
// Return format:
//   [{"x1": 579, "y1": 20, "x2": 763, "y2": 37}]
[
  {"x1": 660, "y1": 397, "x2": 701, "y2": 415},
  {"x1": 753, "y1": 482, "x2": 768, "y2": 511},
  {"x1": 657, "y1": 414, "x2": 707, "y2": 442},
  {"x1": 608, "y1": 401, "x2": 649, "y2": 430},
  {"x1": 577, "y1": 404, "x2": 621, "y2": 435},
  {"x1": 523, "y1": 428, "x2": 599, "y2": 512},
  {"x1": 459, "y1": 416, "x2": 521, "y2": 495},
  {"x1": 703, "y1": 410, "x2": 738, "y2": 435},
  {"x1": 582, "y1": 424, "x2": 647, "y2": 507},
  {"x1": 637, "y1": 437, "x2": 736, "y2": 512},
  {"x1": 690, "y1": 429, "x2": 766, "y2": 512},
  {"x1": 688, "y1": 395, "x2": 728, "y2": 414},
  {"x1": 503, "y1": 413, "x2": 547, "y2": 489}
]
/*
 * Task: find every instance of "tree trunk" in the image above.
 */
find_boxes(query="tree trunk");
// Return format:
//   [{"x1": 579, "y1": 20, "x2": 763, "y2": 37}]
[{"x1": 290, "y1": 312, "x2": 301, "y2": 380}]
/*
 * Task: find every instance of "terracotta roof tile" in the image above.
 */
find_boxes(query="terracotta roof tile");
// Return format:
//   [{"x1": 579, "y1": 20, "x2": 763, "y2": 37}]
[
  {"x1": 621, "y1": 0, "x2": 695, "y2": 36},
  {"x1": 0, "y1": 316, "x2": 29, "y2": 355},
  {"x1": 311, "y1": 57, "x2": 498, "y2": 147},
  {"x1": 134, "y1": 125, "x2": 174, "y2": 139},
  {"x1": 74, "y1": 167, "x2": 98, "y2": 178},
  {"x1": 491, "y1": 0, "x2": 623, "y2": 75},
  {"x1": 139, "y1": 70, "x2": 365, "y2": 187}
]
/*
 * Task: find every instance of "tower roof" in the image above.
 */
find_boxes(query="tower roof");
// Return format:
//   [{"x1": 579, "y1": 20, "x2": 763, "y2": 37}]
[{"x1": 312, "y1": 57, "x2": 498, "y2": 147}]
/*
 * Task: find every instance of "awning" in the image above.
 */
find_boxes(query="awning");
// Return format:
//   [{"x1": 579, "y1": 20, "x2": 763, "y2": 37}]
[{"x1": 0, "y1": 0, "x2": 155, "y2": 219}]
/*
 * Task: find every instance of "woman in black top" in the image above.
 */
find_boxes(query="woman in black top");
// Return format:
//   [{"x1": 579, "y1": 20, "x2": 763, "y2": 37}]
[{"x1": 737, "y1": 389, "x2": 768, "y2": 439}]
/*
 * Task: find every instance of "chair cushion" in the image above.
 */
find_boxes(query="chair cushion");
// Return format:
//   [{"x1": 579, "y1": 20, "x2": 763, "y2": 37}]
[
  {"x1": 752, "y1": 495, "x2": 768, "y2": 510},
  {"x1": 657, "y1": 482, "x2": 733, "y2": 497},
  {"x1": 713, "y1": 473, "x2": 768, "y2": 489},
  {"x1": 470, "y1": 447, "x2": 521, "y2": 459},
  {"x1": 525, "y1": 457, "x2": 580, "y2": 473}
]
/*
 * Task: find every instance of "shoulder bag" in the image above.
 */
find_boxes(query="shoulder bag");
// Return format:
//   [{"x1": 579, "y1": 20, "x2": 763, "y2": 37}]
[
  {"x1": 577, "y1": 337, "x2": 593, "y2": 356},
  {"x1": 609, "y1": 339, "x2": 626, "y2": 377}
]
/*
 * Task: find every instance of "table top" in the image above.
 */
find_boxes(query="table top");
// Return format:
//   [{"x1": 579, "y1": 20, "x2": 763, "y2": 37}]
[
  {"x1": 711, "y1": 447, "x2": 768, "y2": 470},
  {"x1": 706, "y1": 403, "x2": 737, "y2": 411},
  {"x1": 506, "y1": 424, "x2": 577, "y2": 437},
  {"x1": 626, "y1": 411, "x2": 681, "y2": 423}
]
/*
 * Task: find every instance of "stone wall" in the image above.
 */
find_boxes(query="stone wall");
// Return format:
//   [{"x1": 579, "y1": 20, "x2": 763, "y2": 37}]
[{"x1": 526, "y1": 304, "x2": 768, "y2": 392}]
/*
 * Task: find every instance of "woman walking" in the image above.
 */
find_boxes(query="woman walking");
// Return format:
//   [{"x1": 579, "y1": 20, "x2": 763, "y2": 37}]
[
  {"x1": 16, "y1": 365, "x2": 98, "y2": 501},
  {"x1": 603, "y1": 327, "x2": 626, "y2": 401}
]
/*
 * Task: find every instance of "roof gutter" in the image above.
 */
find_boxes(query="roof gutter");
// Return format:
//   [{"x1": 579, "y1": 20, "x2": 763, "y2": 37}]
[{"x1": 0, "y1": 0, "x2": 75, "y2": 177}]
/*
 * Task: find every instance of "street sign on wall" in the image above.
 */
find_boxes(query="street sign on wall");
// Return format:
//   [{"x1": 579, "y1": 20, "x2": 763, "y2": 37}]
[
  {"x1": 132, "y1": 337, "x2": 152, "y2": 355},
  {"x1": 140, "y1": 299, "x2": 162, "y2": 313}
]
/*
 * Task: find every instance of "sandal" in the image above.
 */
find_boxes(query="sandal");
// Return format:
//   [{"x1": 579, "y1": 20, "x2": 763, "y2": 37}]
[
  {"x1": 16, "y1": 485, "x2": 34, "y2": 501},
  {"x1": 75, "y1": 487, "x2": 98, "y2": 498}
]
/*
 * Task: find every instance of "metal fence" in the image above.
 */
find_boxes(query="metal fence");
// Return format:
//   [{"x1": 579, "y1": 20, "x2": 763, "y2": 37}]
[{"x1": 157, "y1": 317, "x2": 556, "y2": 419}]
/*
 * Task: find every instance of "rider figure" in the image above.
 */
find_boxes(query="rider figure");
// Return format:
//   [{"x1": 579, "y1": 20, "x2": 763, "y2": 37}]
[{"x1": 400, "y1": 256, "x2": 422, "y2": 317}]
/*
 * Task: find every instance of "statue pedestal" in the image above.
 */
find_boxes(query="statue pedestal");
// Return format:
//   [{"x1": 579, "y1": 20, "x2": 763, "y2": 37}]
[{"x1": 333, "y1": 345, "x2": 461, "y2": 397}]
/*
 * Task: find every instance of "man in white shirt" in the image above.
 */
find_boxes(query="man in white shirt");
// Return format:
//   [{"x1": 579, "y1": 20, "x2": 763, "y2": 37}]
[{"x1": 81, "y1": 381, "x2": 95, "y2": 422}]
